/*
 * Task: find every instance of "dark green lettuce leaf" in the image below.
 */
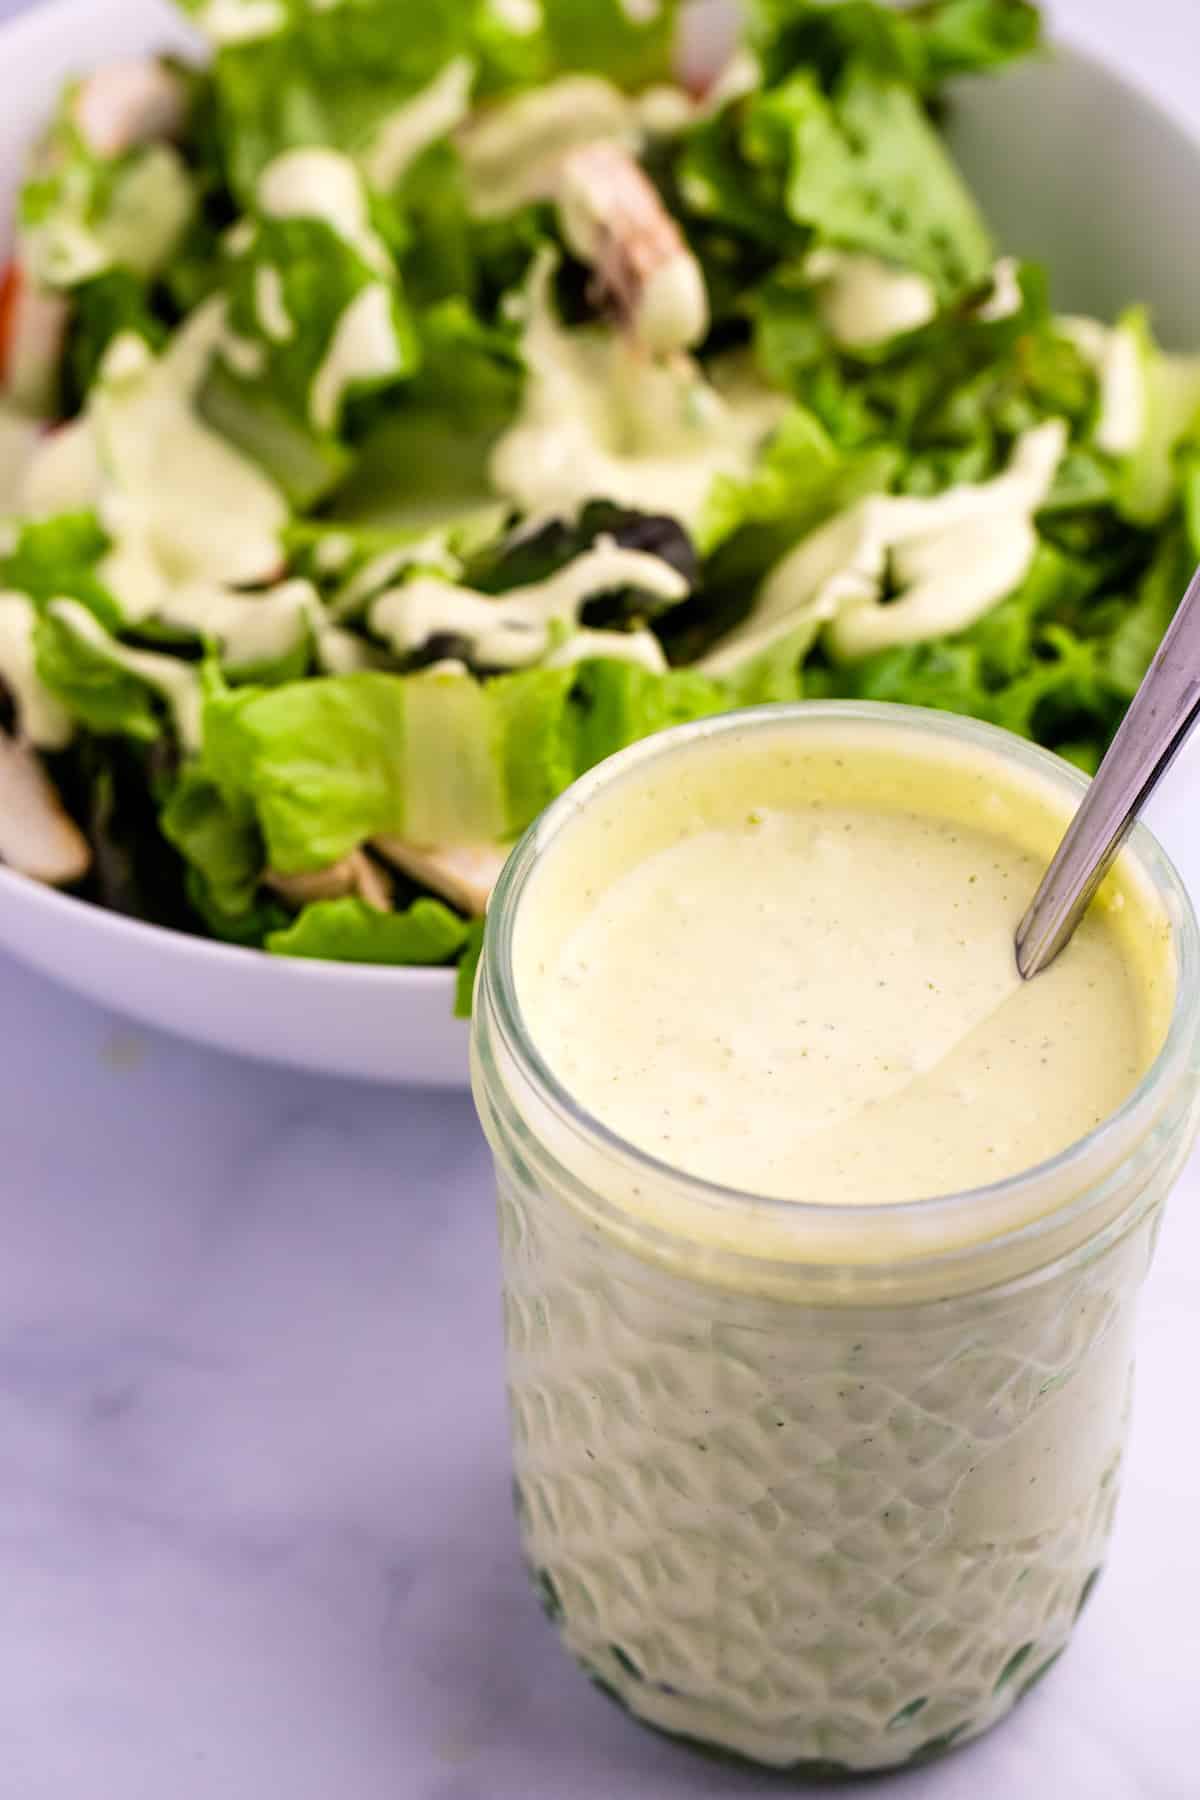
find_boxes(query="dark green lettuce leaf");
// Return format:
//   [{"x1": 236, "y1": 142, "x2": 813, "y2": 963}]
[
  {"x1": 751, "y1": 0, "x2": 1041, "y2": 93},
  {"x1": 683, "y1": 58, "x2": 993, "y2": 305}
]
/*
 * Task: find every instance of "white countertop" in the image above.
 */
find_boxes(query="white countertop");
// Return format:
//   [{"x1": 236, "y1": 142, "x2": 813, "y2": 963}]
[{"x1": 0, "y1": 3, "x2": 1197, "y2": 1796}]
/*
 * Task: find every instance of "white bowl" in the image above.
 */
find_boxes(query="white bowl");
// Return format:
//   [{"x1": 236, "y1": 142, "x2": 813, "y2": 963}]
[{"x1": 0, "y1": 0, "x2": 1198, "y2": 1086}]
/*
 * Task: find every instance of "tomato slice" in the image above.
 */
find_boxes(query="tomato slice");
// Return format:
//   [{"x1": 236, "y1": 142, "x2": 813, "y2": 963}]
[{"x1": 0, "y1": 260, "x2": 22, "y2": 387}]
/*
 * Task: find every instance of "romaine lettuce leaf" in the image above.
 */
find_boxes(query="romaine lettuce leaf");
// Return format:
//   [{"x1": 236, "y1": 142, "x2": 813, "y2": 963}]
[
  {"x1": 326, "y1": 297, "x2": 523, "y2": 528},
  {"x1": 217, "y1": 212, "x2": 417, "y2": 458},
  {"x1": 160, "y1": 764, "x2": 264, "y2": 917},
  {"x1": 266, "y1": 894, "x2": 470, "y2": 963},
  {"x1": 180, "y1": 0, "x2": 480, "y2": 200},
  {"x1": 34, "y1": 607, "x2": 164, "y2": 742},
  {"x1": 0, "y1": 512, "x2": 123, "y2": 627},
  {"x1": 568, "y1": 659, "x2": 725, "y2": 775},
  {"x1": 204, "y1": 664, "x2": 576, "y2": 872}
]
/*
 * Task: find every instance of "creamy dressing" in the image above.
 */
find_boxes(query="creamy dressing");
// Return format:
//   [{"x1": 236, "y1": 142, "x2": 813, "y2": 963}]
[
  {"x1": 524, "y1": 805, "x2": 1152, "y2": 1205},
  {"x1": 515, "y1": 719, "x2": 1170, "y2": 1214},
  {"x1": 82, "y1": 307, "x2": 287, "y2": 615},
  {"x1": 331, "y1": 536, "x2": 461, "y2": 619},
  {"x1": 703, "y1": 420, "x2": 1066, "y2": 674},
  {"x1": 804, "y1": 249, "x2": 938, "y2": 349},
  {"x1": 308, "y1": 283, "x2": 404, "y2": 432},
  {"x1": 0, "y1": 591, "x2": 73, "y2": 748},
  {"x1": 197, "y1": 0, "x2": 285, "y2": 44},
  {"x1": 1062, "y1": 315, "x2": 1145, "y2": 456},
  {"x1": 976, "y1": 255, "x2": 1024, "y2": 323},
  {"x1": 458, "y1": 78, "x2": 637, "y2": 217},
  {"x1": 256, "y1": 150, "x2": 391, "y2": 276},
  {"x1": 370, "y1": 538, "x2": 687, "y2": 668},
  {"x1": 491, "y1": 256, "x2": 785, "y2": 528},
  {"x1": 488, "y1": 0, "x2": 541, "y2": 29},
  {"x1": 220, "y1": 325, "x2": 268, "y2": 379},
  {"x1": 48, "y1": 599, "x2": 203, "y2": 750},
  {"x1": 361, "y1": 57, "x2": 476, "y2": 190},
  {"x1": 254, "y1": 265, "x2": 294, "y2": 343},
  {"x1": 153, "y1": 576, "x2": 318, "y2": 669},
  {"x1": 544, "y1": 625, "x2": 667, "y2": 672}
]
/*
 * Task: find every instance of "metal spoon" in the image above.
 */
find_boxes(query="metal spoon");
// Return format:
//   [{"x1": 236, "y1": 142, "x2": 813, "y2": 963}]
[{"x1": 1017, "y1": 559, "x2": 1200, "y2": 979}]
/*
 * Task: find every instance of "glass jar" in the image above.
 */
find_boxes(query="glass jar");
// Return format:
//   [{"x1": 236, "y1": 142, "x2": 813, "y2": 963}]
[{"x1": 471, "y1": 704, "x2": 1200, "y2": 1777}]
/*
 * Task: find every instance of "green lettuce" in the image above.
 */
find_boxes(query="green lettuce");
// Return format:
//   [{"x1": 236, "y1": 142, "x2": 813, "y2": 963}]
[
  {"x1": 215, "y1": 213, "x2": 417, "y2": 476},
  {"x1": 752, "y1": 0, "x2": 1042, "y2": 92},
  {"x1": 266, "y1": 894, "x2": 471, "y2": 963},
  {"x1": 34, "y1": 607, "x2": 165, "y2": 742},
  {"x1": 0, "y1": 512, "x2": 122, "y2": 626},
  {"x1": 204, "y1": 665, "x2": 576, "y2": 873},
  {"x1": 179, "y1": 0, "x2": 479, "y2": 199},
  {"x1": 20, "y1": 86, "x2": 196, "y2": 290},
  {"x1": 681, "y1": 54, "x2": 993, "y2": 305}
]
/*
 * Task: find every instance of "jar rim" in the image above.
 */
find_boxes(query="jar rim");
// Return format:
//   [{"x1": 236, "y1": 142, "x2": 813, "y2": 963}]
[{"x1": 480, "y1": 702, "x2": 1200, "y2": 1270}]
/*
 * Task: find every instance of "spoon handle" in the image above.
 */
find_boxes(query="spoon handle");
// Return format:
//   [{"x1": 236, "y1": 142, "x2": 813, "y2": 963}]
[{"x1": 1016, "y1": 558, "x2": 1200, "y2": 980}]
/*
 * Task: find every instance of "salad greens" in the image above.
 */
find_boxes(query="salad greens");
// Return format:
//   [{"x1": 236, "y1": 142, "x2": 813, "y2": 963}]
[{"x1": 0, "y1": 0, "x2": 1197, "y2": 1008}]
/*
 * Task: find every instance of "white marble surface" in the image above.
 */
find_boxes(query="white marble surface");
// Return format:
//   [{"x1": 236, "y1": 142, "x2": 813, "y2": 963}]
[{"x1": 1, "y1": 1, "x2": 1199, "y2": 1795}]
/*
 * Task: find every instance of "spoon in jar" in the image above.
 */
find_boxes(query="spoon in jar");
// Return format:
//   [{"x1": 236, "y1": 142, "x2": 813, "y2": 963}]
[{"x1": 1017, "y1": 558, "x2": 1200, "y2": 978}]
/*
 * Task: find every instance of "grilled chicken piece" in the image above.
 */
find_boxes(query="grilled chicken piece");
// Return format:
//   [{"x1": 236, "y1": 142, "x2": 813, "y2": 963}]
[
  {"x1": 265, "y1": 850, "x2": 393, "y2": 913},
  {"x1": 0, "y1": 731, "x2": 90, "y2": 885},
  {"x1": 556, "y1": 140, "x2": 709, "y2": 355},
  {"x1": 72, "y1": 59, "x2": 189, "y2": 158},
  {"x1": 372, "y1": 839, "x2": 507, "y2": 918}
]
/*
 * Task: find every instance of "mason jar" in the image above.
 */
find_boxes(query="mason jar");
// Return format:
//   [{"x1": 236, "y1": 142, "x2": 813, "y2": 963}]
[{"x1": 471, "y1": 705, "x2": 1200, "y2": 1777}]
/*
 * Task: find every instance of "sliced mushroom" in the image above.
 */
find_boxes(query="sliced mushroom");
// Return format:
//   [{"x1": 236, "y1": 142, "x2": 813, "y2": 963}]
[
  {"x1": 372, "y1": 839, "x2": 508, "y2": 918},
  {"x1": 556, "y1": 141, "x2": 709, "y2": 356},
  {"x1": 265, "y1": 849, "x2": 393, "y2": 914},
  {"x1": 72, "y1": 59, "x2": 189, "y2": 159},
  {"x1": 0, "y1": 731, "x2": 90, "y2": 885}
]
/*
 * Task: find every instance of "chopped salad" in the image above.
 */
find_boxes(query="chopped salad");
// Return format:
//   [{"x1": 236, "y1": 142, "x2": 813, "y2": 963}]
[{"x1": 0, "y1": 0, "x2": 1197, "y2": 1009}]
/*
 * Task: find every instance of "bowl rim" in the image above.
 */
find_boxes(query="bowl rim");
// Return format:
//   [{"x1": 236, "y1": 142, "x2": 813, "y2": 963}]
[{"x1": 0, "y1": 17, "x2": 1197, "y2": 993}]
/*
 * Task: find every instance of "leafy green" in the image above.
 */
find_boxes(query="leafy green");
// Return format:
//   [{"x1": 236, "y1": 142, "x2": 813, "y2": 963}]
[
  {"x1": 1107, "y1": 308, "x2": 1200, "y2": 527},
  {"x1": 0, "y1": 513, "x2": 122, "y2": 627},
  {"x1": 752, "y1": 0, "x2": 1042, "y2": 92},
  {"x1": 64, "y1": 271, "x2": 170, "y2": 411},
  {"x1": 220, "y1": 214, "x2": 416, "y2": 440},
  {"x1": 34, "y1": 608, "x2": 164, "y2": 741},
  {"x1": 160, "y1": 765, "x2": 264, "y2": 917},
  {"x1": 266, "y1": 894, "x2": 471, "y2": 963},
  {"x1": 179, "y1": 0, "x2": 479, "y2": 200},
  {"x1": 1099, "y1": 528, "x2": 1191, "y2": 700},
  {"x1": 682, "y1": 55, "x2": 993, "y2": 306},
  {"x1": 454, "y1": 918, "x2": 485, "y2": 1017},
  {"x1": 327, "y1": 297, "x2": 523, "y2": 527},
  {"x1": 569, "y1": 660, "x2": 726, "y2": 775},
  {"x1": 204, "y1": 665, "x2": 576, "y2": 873},
  {"x1": 20, "y1": 89, "x2": 196, "y2": 289}
]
